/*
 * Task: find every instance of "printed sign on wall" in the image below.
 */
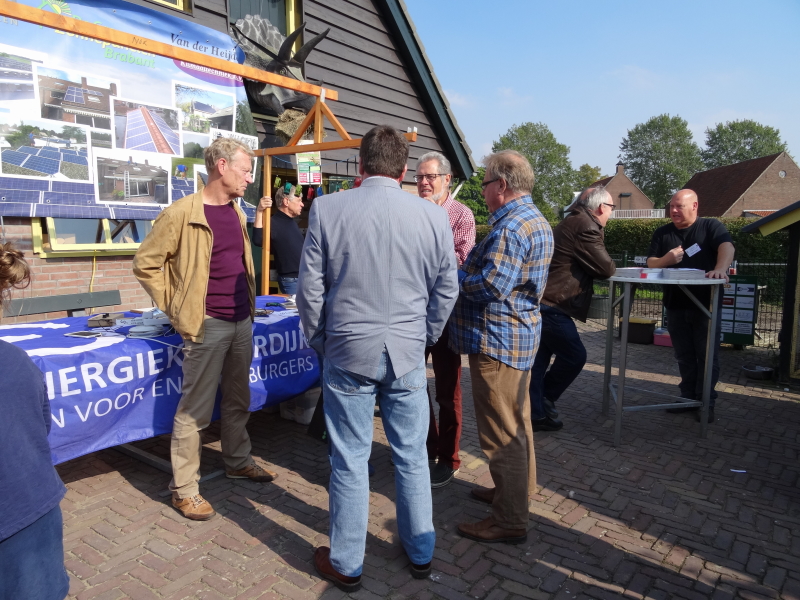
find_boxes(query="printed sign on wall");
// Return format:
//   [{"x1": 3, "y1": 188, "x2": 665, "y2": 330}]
[{"x1": 721, "y1": 275, "x2": 758, "y2": 346}]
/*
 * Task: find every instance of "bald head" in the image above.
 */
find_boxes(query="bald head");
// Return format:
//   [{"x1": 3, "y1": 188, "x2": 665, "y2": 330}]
[{"x1": 669, "y1": 189, "x2": 698, "y2": 229}]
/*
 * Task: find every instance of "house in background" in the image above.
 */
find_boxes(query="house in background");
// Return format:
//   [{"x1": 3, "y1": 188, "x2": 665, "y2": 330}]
[
  {"x1": 591, "y1": 163, "x2": 660, "y2": 218},
  {"x1": 683, "y1": 152, "x2": 800, "y2": 218}
]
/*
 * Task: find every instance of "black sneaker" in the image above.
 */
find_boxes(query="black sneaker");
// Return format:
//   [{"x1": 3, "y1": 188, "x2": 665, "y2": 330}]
[
  {"x1": 430, "y1": 462, "x2": 457, "y2": 488},
  {"x1": 532, "y1": 416, "x2": 563, "y2": 432}
]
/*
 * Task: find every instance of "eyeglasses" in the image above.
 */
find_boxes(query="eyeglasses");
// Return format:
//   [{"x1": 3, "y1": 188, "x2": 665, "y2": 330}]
[
  {"x1": 481, "y1": 178, "x2": 500, "y2": 189},
  {"x1": 603, "y1": 203, "x2": 616, "y2": 210},
  {"x1": 414, "y1": 173, "x2": 445, "y2": 183}
]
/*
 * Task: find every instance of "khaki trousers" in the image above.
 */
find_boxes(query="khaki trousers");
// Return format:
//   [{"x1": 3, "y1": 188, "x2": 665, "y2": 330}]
[
  {"x1": 170, "y1": 317, "x2": 254, "y2": 498},
  {"x1": 468, "y1": 353, "x2": 536, "y2": 530}
]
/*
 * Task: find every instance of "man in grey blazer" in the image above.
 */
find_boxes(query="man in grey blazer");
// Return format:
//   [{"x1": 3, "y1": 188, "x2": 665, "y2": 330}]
[{"x1": 297, "y1": 125, "x2": 459, "y2": 591}]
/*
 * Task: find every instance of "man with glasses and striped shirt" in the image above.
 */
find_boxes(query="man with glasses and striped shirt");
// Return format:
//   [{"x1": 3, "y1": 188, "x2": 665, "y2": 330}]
[{"x1": 415, "y1": 152, "x2": 475, "y2": 488}]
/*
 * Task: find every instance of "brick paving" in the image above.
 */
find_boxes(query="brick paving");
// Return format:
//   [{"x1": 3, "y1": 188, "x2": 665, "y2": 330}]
[{"x1": 58, "y1": 322, "x2": 800, "y2": 599}]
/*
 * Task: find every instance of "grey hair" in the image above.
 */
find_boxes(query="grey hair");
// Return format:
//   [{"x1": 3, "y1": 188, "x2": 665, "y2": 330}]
[
  {"x1": 482, "y1": 150, "x2": 535, "y2": 194},
  {"x1": 416, "y1": 151, "x2": 452, "y2": 176},
  {"x1": 576, "y1": 186, "x2": 610, "y2": 211}
]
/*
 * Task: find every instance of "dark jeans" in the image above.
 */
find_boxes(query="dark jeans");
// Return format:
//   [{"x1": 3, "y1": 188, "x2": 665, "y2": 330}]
[
  {"x1": 279, "y1": 276, "x2": 298, "y2": 296},
  {"x1": 666, "y1": 307, "x2": 722, "y2": 407},
  {"x1": 529, "y1": 305, "x2": 587, "y2": 421},
  {"x1": 425, "y1": 325, "x2": 463, "y2": 470},
  {"x1": 0, "y1": 505, "x2": 69, "y2": 600}
]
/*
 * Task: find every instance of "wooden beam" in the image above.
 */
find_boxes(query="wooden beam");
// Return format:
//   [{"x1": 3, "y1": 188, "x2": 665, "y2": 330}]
[
  {"x1": 0, "y1": 0, "x2": 337, "y2": 100},
  {"x1": 319, "y1": 101, "x2": 352, "y2": 141},
  {"x1": 254, "y1": 131, "x2": 417, "y2": 157}
]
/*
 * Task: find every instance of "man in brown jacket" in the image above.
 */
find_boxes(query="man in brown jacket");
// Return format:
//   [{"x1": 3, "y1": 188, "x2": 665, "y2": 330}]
[
  {"x1": 529, "y1": 186, "x2": 617, "y2": 431},
  {"x1": 133, "y1": 138, "x2": 277, "y2": 521}
]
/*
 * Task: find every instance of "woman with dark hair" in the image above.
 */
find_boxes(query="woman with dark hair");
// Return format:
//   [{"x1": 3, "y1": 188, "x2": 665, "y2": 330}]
[{"x1": 0, "y1": 242, "x2": 69, "y2": 600}]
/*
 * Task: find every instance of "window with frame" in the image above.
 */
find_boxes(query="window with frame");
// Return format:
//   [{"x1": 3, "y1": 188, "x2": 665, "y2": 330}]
[{"x1": 148, "y1": 0, "x2": 190, "y2": 12}]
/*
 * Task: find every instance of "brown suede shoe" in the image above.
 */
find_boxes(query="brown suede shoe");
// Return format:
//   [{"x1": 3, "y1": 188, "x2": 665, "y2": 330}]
[
  {"x1": 458, "y1": 516, "x2": 527, "y2": 544},
  {"x1": 172, "y1": 494, "x2": 215, "y2": 521},
  {"x1": 471, "y1": 486, "x2": 495, "y2": 504},
  {"x1": 314, "y1": 546, "x2": 362, "y2": 592},
  {"x1": 226, "y1": 463, "x2": 278, "y2": 482}
]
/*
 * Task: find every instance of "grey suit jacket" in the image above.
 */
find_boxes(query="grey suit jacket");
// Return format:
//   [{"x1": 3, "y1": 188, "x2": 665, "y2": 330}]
[{"x1": 297, "y1": 176, "x2": 459, "y2": 379}]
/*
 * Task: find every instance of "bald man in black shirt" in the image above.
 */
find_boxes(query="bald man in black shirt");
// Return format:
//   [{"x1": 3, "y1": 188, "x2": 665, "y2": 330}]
[{"x1": 647, "y1": 189, "x2": 734, "y2": 424}]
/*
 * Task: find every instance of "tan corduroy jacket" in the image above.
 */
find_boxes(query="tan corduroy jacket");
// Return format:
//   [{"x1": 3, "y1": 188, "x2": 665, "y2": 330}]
[{"x1": 132, "y1": 192, "x2": 255, "y2": 342}]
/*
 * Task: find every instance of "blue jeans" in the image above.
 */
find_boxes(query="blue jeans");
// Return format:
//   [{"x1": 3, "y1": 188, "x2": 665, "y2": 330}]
[
  {"x1": 0, "y1": 505, "x2": 69, "y2": 600},
  {"x1": 323, "y1": 349, "x2": 434, "y2": 577},
  {"x1": 279, "y1": 277, "x2": 298, "y2": 296},
  {"x1": 666, "y1": 307, "x2": 722, "y2": 407},
  {"x1": 529, "y1": 305, "x2": 587, "y2": 420}
]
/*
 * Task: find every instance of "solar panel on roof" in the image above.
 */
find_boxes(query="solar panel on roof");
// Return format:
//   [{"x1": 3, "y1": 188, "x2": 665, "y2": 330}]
[
  {"x1": 1, "y1": 149, "x2": 30, "y2": 167},
  {"x1": 36, "y1": 204, "x2": 110, "y2": 219},
  {"x1": 86, "y1": 90, "x2": 102, "y2": 97},
  {"x1": 0, "y1": 57, "x2": 30, "y2": 71},
  {"x1": 61, "y1": 154, "x2": 88, "y2": 166},
  {"x1": 22, "y1": 156, "x2": 60, "y2": 174},
  {"x1": 60, "y1": 149, "x2": 77, "y2": 155},
  {"x1": 52, "y1": 181, "x2": 94, "y2": 194},
  {"x1": 0, "y1": 177, "x2": 49, "y2": 191},
  {"x1": 64, "y1": 86, "x2": 85, "y2": 104},
  {"x1": 0, "y1": 189, "x2": 40, "y2": 202},
  {"x1": 150, "y1": 113, "x2": 181, "y2": 154},
  {"x1": 43, "y1": 191, "x2": 95, "y2": 204},
  {"x1": 192, "y1": 101, "x2": 215, "y2": 113},
  {"x1": 38, "y1": 149, "x2": 61, "y2": 160},
  {"x1": 18, "y1": 147, "x2": 39, "y2": 156}
]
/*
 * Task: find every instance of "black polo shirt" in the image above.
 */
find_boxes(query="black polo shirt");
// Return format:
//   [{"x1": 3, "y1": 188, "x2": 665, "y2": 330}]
[
  {"x1": 252, "y1": 210, "x2": 304, "y2": 277},
  {"x1": 647, "y1": 218, "x2": 733, "y2": 310}
]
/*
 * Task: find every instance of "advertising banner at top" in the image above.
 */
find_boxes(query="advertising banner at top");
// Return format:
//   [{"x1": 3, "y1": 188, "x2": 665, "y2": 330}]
[{"x1": 0, "y1": 0, "x2": 259, "y2": 221}]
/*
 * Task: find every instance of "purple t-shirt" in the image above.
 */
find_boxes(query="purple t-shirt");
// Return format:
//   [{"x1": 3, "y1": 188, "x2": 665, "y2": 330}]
[{"x1": 204, "y1": 203, "x2": 250, "y2": 322}]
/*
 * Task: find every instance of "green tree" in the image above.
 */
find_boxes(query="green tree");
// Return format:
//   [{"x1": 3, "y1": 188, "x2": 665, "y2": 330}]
[
  {"x1": 573, "y1": 163, "x2": 604, "y2": 190},
  {"x1": 702, "y1": 119, "x2": 788, "y2": 169},
  {"x1": 492, "y1": 122, "x2": 574, "y2": 220},
  {"x1": 183, "y1": 142, "x2": 204, "y2": 158},
  {"x1": 60, "y1": 126, "x2": 86, "y2": 143},
  {"x1": 618, "y1": 114, "x2": 703, "y2": 208},
  {"x1": 454, "y1": 168, "x2": 490, "y2": 225}
]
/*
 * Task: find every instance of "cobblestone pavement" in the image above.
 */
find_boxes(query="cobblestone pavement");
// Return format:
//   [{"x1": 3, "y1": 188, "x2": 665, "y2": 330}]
[{"x1": 58, "y1": 322, "x2": 800, "y2": 600}]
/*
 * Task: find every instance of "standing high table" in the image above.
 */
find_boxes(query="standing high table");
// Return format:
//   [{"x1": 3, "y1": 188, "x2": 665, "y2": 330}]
[{"x1": 601, "y1": 275, "x2": 726, "y2": 446}]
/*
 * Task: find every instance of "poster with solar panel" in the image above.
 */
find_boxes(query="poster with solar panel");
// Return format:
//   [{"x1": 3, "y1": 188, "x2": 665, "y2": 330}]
[{"x1": 0, "y1": 0, "x2": 256, "y2": 218}]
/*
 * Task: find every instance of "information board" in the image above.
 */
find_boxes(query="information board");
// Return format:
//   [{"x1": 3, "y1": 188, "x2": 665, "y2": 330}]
[{"x1": 721, "y1": 275, "x2": 758, "y2": 346}]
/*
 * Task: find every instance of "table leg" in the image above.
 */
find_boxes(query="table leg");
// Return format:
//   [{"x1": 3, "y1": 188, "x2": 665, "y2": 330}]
[
  {"x1": 699, "y1": 285, "x2": 720, "y2": 438},
  {"x1": 614, "y1": 282, "x2": 632, "y2": 447},
  {"x1": 602, "y1": 282, "x2": 617, "y2": 416}
]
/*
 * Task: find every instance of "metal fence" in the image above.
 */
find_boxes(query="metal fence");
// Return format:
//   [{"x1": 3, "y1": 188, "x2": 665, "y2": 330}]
[{"x1": 587, "y1": 254, "x2": 786, "y2": 349}]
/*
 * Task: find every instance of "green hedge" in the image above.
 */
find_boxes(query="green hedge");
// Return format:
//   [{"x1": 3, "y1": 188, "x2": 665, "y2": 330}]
[{"x1": 477, "y1": 218, "x2": 788, "y2": 263}]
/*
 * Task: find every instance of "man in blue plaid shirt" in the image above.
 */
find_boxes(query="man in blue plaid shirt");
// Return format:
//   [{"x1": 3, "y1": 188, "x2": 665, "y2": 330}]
[{"x1": 450, "y1": 150, "x2": 553, "y2": 544}]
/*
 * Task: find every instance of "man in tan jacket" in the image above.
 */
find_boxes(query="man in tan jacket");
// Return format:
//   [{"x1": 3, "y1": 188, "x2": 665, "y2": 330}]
[{"x1": 134, "y1": 138, "x2": 277, "y2": 521}]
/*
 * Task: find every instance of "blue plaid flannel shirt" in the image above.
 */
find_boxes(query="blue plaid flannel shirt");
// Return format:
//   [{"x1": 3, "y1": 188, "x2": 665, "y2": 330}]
[{"x1": 448, "y1": 195, "x2": 553, "y2": 370}]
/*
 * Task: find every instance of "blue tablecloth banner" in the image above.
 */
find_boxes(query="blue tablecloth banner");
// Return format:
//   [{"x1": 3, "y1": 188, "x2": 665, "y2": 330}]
[{"x1": 0, "y1": 297, "x2": 318, "y2": 464}]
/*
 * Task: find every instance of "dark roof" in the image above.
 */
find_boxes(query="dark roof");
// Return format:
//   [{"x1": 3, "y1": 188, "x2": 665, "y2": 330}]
[
  {"x1": 684, "y1": 153, "x2": 782, "y2": 217},
  {"x1": 591, "y1": 176, "x2": 613, "y2": 187},
  {"x1": 376, "y1": 0, "x2": 477, "y2": 179},
  {"x1": 192, "y1": 100, "x2": 215, "y2": 114},
  {"x1": 742, "y1": 199, "x2": 800, "y2": 233}
]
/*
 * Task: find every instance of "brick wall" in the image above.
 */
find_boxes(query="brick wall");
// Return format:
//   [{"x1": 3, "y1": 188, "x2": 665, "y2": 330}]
[
  {"x1": 1, "y1": 217, "x2": 154, "y2": 324},
  {"x1": 727, "y1": 153, "x2": 800, "y2": 216},
  {"x1": 604, "y1": 166, "x2": 655, "y2": 210}
]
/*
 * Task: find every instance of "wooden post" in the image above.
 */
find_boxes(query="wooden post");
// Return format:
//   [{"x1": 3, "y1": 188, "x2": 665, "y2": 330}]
[{"x1": 261, "y1": 155, "x2": 273, "y2": 295}]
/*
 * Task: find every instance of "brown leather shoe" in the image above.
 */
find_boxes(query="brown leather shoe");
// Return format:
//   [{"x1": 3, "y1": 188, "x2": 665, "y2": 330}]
[
  {"x1": 172, "y1": 494, "x2": 215, "y2": 521},
  {"x1": 314, "y1": 547, "x2": 362, "y2": 592},
  {"x1": 226, "y1": 462, "x2": 278, "y2": 482},
  {"x1": 471, "y1": 486, "x2": 495, "y2": 504},
  {"x1": 457, "y1": 516, "x2": 527, "y2": 544}
]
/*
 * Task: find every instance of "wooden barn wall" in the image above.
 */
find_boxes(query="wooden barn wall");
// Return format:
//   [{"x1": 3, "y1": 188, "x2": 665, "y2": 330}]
[{"x1": 301, "y1": 0, "x2": 447, "y2": 184}]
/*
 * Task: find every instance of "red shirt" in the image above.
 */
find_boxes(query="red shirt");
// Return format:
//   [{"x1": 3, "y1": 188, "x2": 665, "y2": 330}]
[
  {"x1": 204, "y1": 203, "x2": 250, "y2": 322},
  {"x1": 441, "y1": 193, "x2": 476, "y2": 265}
]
